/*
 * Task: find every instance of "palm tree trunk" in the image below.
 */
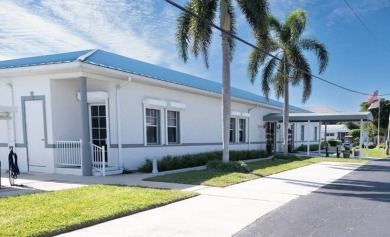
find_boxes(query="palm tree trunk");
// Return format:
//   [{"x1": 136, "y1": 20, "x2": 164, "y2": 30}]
[
  {"x1": 221, "y1": 0, "x2": 231, "y2": 163},
  {"x1": 283, "y1": 60, "x2": 289, "y2": 154}
]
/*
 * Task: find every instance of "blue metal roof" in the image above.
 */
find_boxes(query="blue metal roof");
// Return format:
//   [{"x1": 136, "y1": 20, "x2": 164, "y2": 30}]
[
  {"x1": 0, "y1": 50, "x2": 90, "y2": 69},
  {"x1": 0, "y1": 49, "x2": 309, "y2": 112}
]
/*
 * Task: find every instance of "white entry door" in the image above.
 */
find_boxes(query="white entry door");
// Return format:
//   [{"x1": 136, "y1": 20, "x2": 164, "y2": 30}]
[
  {"x1": 25, "y1": 100, "x2": 46, "y2": 172},
  {"x1": 89, "y1": 104, "x2": 108, "y2": 162}
]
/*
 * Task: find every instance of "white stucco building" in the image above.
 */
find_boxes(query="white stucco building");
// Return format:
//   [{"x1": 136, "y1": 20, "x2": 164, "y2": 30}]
[{"x1": 0, "y1": 50, "x2": 372, "y2": 176}]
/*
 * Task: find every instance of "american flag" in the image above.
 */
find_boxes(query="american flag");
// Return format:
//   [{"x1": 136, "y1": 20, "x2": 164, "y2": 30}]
[{"x1": 367, "y1": 90, "x2": 379, "y2": 103}]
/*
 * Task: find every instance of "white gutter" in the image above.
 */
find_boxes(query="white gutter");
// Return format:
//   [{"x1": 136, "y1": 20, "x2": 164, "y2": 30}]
[
  {"x1": 0, "y1": 80, "x2": 16, "y2": 148},
  {"x1": 116, "y1": 76, "x2": 132, "y2": 169}
]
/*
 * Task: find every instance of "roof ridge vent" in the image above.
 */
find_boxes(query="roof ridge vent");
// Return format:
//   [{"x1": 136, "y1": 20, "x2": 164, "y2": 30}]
[{"x1": 76, "y1": 49, "x2": 98, "y2": 62}]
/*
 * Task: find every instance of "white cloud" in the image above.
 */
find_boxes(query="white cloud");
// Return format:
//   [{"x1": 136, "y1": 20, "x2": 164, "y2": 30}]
[
  {"x1": 0, "y1": 0, "x2": 219, "y2": 78},
  {"x1": 0, "y1": 0, "x2": 95, "y2": 60},
  {"x1": 0, "y1": 1, "x2": 181, "y2": 68}
]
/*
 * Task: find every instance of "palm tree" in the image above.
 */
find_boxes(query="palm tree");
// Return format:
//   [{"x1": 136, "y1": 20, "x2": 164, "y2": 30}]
[
  {"x1": 247, "y1": 9, "x2": 329, "y2": 154},
  {"x1": 175, "y1": 0, "x2": 269, "y2": 162}
]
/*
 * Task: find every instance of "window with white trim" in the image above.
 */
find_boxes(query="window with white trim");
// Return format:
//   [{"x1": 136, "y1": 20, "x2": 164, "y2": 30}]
[
  {"x1": 301, "y1": 125, "x2": 305, "y2": 141},
  {"x1": 145, "y1": 108, "x2": 161, "y2": 145},
  {"x1": 167, "y1": 110, "x2": 180, "y2": 144},
  {"x1": 238, "y1": 119, "x2": 246, "y2": 143},
  {"x1": 230, "y1": 118, "x2": 236, "y2": 143}
]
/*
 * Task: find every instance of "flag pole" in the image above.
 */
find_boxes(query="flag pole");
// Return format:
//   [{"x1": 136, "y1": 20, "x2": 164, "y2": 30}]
[
  {"x1": 387, "y1": 113, "x2": 390, "y2": 155},
  {"x1": 378, "y1": 91, "x2": 380, "y2": 146}
]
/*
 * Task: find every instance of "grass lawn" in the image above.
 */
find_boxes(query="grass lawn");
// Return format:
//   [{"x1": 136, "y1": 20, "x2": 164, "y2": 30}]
[
  {"x1": 145, "y1": 157, "x2": 367, "y2": 187},
  {"x1": 0, "y1": 185, "x2": 196, "y2": 237},
  {"x1": 352, "y1": 148, "x2": 388, "y2": 159}
]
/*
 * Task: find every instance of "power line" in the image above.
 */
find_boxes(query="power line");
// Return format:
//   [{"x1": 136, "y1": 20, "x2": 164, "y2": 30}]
[
  {"x1": 343, "y1": 0, "x2": 390, "y2": 54},
  {"x1": 164, "y1": 0, "x2": 390, "y2": 97}
]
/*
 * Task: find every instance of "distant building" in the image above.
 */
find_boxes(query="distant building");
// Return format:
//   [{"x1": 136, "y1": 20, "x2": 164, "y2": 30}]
[{"x1": 321, "y1": 124, "x2": 350, "y2": 141}]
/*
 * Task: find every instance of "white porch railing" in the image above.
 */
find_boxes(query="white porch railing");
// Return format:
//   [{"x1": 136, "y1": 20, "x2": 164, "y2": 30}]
[
  {"x1": 56, "y1": 140, "x2": 82, "y2": 166},
  {"x1": 91, "y1": 143, "x2": 106, "y2": 177},
  {"x1": 55, "y1": 140, "x2": 106, "y2": 176}
]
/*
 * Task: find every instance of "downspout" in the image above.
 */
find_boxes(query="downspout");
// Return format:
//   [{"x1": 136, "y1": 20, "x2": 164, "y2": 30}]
[
  {"x1": 247, "y1": 104, "x2": 259, "y2": 150},
  {"x1": 0, "y1": 80, "x2": 16, "y2": 148},
  {"x1": 116, "y1": 77, "x2": 132, "y2": 169}
]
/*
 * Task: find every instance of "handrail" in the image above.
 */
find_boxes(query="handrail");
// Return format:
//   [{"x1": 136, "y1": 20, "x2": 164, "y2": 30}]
[
  {"x1": 55, "y1": 140, "x2": 106, "y2": 176},
  {"x1": 91, "y1": 143, "x2": 106, "y2": 177}
]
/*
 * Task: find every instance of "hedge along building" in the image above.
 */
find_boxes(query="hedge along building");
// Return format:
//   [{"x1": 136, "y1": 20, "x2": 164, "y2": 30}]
[{"x1": 0, "y1": 49, "x2": 316, "y2": 176}]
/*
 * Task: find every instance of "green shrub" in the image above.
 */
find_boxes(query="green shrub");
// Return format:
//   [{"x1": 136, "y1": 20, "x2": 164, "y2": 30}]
[
  {"x1": 379, "y1": 143, "x2": 386, "y2": 148},
  {"x1": 272, "y1": 153, "x2": 299, "y2": 160},
  {"x1": 361, "y1": 144, "x2": 376, "y2": 149},
  {"x1": 206, "y1": 160, "x2": 251, "y2": 173},
  {"x1": 321, "y1": 140, "x2": 329, "y2": 147},
  {"x1": 296, "y1": 144, "x2": 320, "y2": 152},
  {"x1": 349, "y1": 129, "x2": 361, "y2": 139},
  {"x1": 328, "y1": 140, "x2": 341, "y2": 146},
  {"x1": 138, "y1": 159, "x2": 153, "y2": 172},
  {"x1": 138, "y1": 149, "x2": 269, "y2": 172},
  {"x1": 229, "y1": 150, "x2": 268, "y2": 161}
]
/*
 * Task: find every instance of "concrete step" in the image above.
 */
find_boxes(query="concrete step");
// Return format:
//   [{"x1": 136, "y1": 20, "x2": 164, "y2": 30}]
[{"x1": 93, "y1": 166, "x2": 123, "y2": 176}]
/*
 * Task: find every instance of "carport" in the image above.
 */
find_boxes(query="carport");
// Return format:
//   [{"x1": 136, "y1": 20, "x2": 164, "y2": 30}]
[{"x1": 263, "y1": 112, "x2": 374, "y2": 158}]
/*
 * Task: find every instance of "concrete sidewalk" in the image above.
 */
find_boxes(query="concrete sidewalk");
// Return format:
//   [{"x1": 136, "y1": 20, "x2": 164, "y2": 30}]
[
  {"x1": 56, "y1": 162, "x2": 363, "y2": 237},
  {"x1": 0, "y1": 169, "x2": 205, "y2": 197}
]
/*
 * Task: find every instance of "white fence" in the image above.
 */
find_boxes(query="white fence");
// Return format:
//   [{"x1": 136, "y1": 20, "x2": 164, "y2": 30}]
[
  {"x1": 55, "y1": 140, "x2": 106, "y2": 177},
  {"x1": 91, "y1": 143, "x2": 106, "y2": 177},
  {"x1": 56, "y1": 140, "x2": 82, "y2": 166}
]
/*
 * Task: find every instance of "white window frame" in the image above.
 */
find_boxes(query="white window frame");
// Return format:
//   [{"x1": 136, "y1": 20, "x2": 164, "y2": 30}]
[
  {"x1": 238, "y1": 118, "x2": 247, "y2": 143},
  {"x1": 165, "y1": 109, "x2": 181, "y2": 145},
  {"x1": 144, "y1": 107, "x2": 163, "y2": 146},
  {"x1": 230, "y1": 117, "x2": 237, "y2": 143},
  {"x1": 301, "y1": 124, "x2": 305, "y2": 141}
]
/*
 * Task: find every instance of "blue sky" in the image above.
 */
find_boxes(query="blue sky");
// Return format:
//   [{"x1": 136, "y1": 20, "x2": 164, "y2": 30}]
[{"x1": 1, "y1": 0, "x2": 390, "y2": 112}]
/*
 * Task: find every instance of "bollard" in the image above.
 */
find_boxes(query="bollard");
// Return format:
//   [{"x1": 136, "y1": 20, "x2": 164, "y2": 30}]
[{"x1": 152, "y1": 157, "x2": 158, "y2": 174}]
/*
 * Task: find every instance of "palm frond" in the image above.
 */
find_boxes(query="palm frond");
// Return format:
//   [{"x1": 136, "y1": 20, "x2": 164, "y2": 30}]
[
  {"x1": 248, "y1": 49, "x2": 261, "y2": 84},
  {"x1": 286, "y1": 44, "x2": 305, "y2": 85},
  {"x1": 274, "y1": 59, "x2": 285, "y2": 99},
  {"x1": 285, "y1": 9, "x2": 307, "y2": 42},
  {"x1": 286, "y1": 44, "x2": 313, "y2": 102},
  {"x1": 175, "y1": 10, "x2": 191, "y2": 63},
  {"x1": 261, "y1": 56, "x2": 278, "y2": 100},
  {"x1": 302, "y1": 69, "x2": 312, "y2": 103},
  {"x1": 237, "y1": 0, "x2": 269, "y2": 41},
  {"x1": 185, "y1": 0, "x2": 217, "y2": 67},
  {"x1": 267, "y1": 15, "x2": 282, "y2": 34},
  {"x1": 299, "y1": 37, "x2": 329, "y2": 73}
]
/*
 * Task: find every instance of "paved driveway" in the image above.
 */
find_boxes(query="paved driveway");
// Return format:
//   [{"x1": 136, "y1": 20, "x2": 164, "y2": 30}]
[
  {"x1": 58, "y1": 162, "x2": 362, "y2": 237},
  {"x1": 235, "y1": 160, "x2": 390, "y2": 237}
]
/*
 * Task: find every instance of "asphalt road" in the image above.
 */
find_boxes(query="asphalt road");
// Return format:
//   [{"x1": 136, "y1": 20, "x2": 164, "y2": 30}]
[{"x1": 234, "y1": 160, "x2": 390, "y2": 237}]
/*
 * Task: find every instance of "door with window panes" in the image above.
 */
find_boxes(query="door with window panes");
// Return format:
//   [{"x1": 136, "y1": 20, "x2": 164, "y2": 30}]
[
  {"x1": 90, "y1": 105, "x2": 108, "y2": 162},
  {"x1": 266, "y1": 122, "x2": 276, "y2": 153}
]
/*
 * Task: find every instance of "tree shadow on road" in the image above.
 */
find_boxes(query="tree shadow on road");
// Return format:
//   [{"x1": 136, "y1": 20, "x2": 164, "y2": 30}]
[{"x1": 313, "y1": 161, "x2": 390, "y2": 203}]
